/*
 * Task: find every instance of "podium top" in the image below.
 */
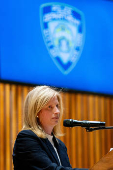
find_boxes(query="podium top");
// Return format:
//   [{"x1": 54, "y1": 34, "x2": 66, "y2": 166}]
[{"x1": 90, "y1": 150, "x2": 113, "y2": 170}]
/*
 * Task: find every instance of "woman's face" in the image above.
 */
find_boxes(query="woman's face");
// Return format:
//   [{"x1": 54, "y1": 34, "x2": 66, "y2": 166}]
[{"x1": 38, "y1": 96, "x2": 60, "y2": 132}]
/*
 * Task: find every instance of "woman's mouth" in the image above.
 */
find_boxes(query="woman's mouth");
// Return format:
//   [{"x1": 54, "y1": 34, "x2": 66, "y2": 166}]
[{"x1": 52, "y1": 117, "x2": 59, "y2": 120}]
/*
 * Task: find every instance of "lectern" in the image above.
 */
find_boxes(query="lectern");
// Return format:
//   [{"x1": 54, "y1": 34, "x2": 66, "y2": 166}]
[{"x1": 90, "y1": 150, "x2": 113, "y2": 170}]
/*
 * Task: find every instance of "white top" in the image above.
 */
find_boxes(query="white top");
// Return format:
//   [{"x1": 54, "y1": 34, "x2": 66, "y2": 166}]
[{"x1": 46, "y1": 134, "x2": 62, "y2": 165}]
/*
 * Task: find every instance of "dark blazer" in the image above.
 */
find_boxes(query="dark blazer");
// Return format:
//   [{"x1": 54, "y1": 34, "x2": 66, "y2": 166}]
[{"x1": 13, "y1": 130, "x2": 88, "y2": 170}]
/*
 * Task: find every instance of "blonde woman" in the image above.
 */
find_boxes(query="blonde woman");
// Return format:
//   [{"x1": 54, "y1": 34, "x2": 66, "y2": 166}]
[{"x1": 13, "y1": 86, "x2": 88, "y2": 170}]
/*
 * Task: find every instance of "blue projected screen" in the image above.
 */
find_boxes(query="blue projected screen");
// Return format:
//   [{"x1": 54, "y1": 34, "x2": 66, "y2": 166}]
[{"x1": 0, "y1": 0, "x2": 113, "y2": 95}]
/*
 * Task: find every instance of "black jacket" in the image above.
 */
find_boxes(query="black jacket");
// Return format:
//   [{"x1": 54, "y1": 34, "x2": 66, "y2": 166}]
[{"x1": 13, "y1": 130, "x2": 88, "y2": 170}]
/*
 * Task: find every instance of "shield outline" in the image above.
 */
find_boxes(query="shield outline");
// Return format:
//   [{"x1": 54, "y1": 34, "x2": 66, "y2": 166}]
[{"x1": 40, "y1": 2, "x2": 85, "y2": 74}]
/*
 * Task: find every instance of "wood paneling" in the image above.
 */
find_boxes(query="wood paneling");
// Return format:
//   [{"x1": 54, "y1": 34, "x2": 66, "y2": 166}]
[
  {"x1": 0, "y1": 83, "x2": 113, "y2": 170},
  {"x1": 0, "y1": 84, "x2": 5, "y2": 170}
]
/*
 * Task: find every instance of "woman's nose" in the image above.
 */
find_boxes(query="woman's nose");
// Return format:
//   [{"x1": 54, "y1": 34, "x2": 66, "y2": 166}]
[{"x1": 54, "y1": 106, "x2": 60, "y2": 114}]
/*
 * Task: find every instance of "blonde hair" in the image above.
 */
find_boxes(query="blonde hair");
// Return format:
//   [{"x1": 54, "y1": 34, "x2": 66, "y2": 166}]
[{"x1": 22, "y1": 86, "x2": 63, "y2": 138}]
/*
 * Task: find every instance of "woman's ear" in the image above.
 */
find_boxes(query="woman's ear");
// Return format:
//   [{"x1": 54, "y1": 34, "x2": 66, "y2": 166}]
[
  {"x1": 36, "y1": 113, "x2": 40, "y2": 123},
  {"x1": 37, "y1": 112, "x2": 39, "y2": 118},
  {"x1": 37, "y1": 110, "x2": 41, "y2": 117}
]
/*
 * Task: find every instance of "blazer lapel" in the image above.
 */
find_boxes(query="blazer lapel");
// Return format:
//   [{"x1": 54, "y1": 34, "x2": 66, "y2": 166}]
[
  {"x1": 45, "y1": 138, "x2": 61, "y2": 166},
  {"x1": 52, "y1": 135, "x2": 71, "y2": 167}
]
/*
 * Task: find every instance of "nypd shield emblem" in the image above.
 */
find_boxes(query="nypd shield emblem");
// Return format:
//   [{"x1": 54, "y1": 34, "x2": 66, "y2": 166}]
[{"x1": 40, "y1": 3, "x2": 85, "y2": 74}]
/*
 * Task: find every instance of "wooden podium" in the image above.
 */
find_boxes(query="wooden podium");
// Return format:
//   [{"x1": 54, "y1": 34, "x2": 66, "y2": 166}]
[{"x1": 90, "y1": 150, "x2": 113, "y2": 170}]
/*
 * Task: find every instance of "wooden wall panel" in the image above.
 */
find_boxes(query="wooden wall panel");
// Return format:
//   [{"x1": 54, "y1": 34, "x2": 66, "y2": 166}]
[
  {"x1": 70, "y1": 93, "x2": 77, "y2": 168},
  {"x1": 0, "y1": 83, "x2": 113, "y2": 170},
  {"x1": 0, "y1": 84, "x2": 5, "y2": 170},
  {"x1": 82, "y1": 95, "x2": 88, "y2": 168},
  {"x1": 5, "y1": 84, "x2": 10, "y2": 170}
]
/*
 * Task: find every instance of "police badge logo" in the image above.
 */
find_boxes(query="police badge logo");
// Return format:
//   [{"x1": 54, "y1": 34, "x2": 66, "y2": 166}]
[{"x1": 40, "y1": 3, "x2": 85, "y2": 74}]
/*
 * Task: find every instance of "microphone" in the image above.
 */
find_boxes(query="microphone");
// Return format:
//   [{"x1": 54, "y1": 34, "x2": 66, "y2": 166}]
[{"x1": 63, "y1": 119, "x2": 106, "y2": 127}]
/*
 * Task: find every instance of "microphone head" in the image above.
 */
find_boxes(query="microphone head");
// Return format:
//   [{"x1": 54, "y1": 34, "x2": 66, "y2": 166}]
[
  {"x1": 63, "y1": 119, "x2": 106, "y2": 128},
  {"x1": 63, "y1": 119, "x2": 74, "y2": 127}
]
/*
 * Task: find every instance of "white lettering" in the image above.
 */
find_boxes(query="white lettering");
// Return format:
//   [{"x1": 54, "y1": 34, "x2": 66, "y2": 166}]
[
  {"x1": 76, "y1": 34, "x2": 83, "y2": 46},
  {"x1": 50, "y1": 48, "x2": 57, "y2": 57},
  {"x1": 43, "y1": 13, "x2": 80, "y2": 25}
]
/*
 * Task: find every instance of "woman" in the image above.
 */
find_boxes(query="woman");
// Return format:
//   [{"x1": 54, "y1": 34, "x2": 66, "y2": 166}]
[{"x1": 13, "y1": 86, "x2": 88, "y2": 170}]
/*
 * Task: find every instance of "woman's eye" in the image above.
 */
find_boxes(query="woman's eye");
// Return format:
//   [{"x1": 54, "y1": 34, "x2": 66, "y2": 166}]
[
  {"x1": 48, "y1": 106, "x2": 52, "y2": 109},
  {"x1": 56, "y1": 104, "x2": 59, "y2": 108}
]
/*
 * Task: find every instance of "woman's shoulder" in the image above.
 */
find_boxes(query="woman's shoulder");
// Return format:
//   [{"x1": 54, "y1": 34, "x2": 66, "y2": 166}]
[
  {"x1": 13, "y1": 130, "x2": 43, "y2": 152},
  {"x1": 15, "y1": 129, "x2": 41, "y2": 143},
  {"x1": 17, "y1": 129, "x2": 37, "y2": 138}
]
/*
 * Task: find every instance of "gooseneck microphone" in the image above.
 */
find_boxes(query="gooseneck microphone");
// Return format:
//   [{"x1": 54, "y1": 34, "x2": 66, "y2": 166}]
[{"x1": 63, "y1": 119, "x2": 106, "y2": 127}]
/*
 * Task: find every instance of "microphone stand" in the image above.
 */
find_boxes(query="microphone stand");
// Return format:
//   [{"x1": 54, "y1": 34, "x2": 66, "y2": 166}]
[{"x1": 85, "y1": 126, "x2": 113, "y2": 132}]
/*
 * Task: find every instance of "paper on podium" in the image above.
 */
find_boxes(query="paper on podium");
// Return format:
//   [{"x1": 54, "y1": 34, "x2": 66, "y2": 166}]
[
  {"x1": 110, "y1": 148, "x2": 113, "y2": 152},
  {"x1": 90, "y1": 150, "x2": 113, "y2": 170}
]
